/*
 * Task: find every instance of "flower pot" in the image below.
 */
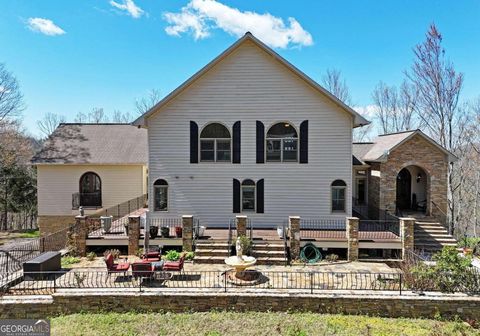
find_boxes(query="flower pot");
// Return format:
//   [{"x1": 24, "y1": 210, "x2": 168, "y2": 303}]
[
  {"x1": 149, "y1": 226, "x2": 159, "y2": 239},
  {"x1": 160, "y1": 226, "x2": 170, "y2": 238},
  {"x1": 175, "y1": 227, "x2": 183, "y2": 238},
  {"x1": 194, "y1": 225, "x2": 206, "y2": 238}
]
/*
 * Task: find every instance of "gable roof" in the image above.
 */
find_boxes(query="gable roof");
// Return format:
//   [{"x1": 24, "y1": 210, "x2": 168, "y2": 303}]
[
  {"x1": 358, "y1": 129, "x2": 457, "y2": 163},
  {"x1": 352, "y1": 142, "x2": 374, "y2": 165},
  {"x1": 32, "y1": 123, "x2": 148, "y2": 165},
  {"x1": 133, "y1": 32, "x2": 370, "y2": 128}
]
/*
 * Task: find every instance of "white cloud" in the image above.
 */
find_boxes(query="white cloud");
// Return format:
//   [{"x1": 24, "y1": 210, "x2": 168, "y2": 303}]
[
  {"x1": 110, "y1": 0, "x2": 145, "y2": 19},
  {"x1": 354, "y1": 104, "x2": 377, "y2": 119},
  {"x1": 27, "y1": 18, "x2": 65, "y2": 36},
  {"x1": 163, "y1": 0, "x2": 313, "y2": 49}
]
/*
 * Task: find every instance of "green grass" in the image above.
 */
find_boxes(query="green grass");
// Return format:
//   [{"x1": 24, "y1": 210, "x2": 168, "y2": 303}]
[
  {"x1": 50, "y1": 311, "x2": 478, "y2": 336},
  {"x1": 61, "y1": 256, "x2": 81, "y2": 268},
  {"x1": 15, "y1": 229, "x2": 40, "y2": 239}
]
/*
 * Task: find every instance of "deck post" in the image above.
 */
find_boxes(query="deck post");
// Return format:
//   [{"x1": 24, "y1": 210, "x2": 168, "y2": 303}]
[
  {"x1": 400, "y1": 217, "x2": 415, "y2": 260},
  {"x1": 236, "y1": 215, "x2": 247, "y2": 238},
  {"x1": 182, "y1": 215, "x2": 194, "y2": 252},
  {"x1": 346, "y1": 217, "x2": 359, "y2": 261},
  {"x1": 128, "y1": 216, "x2": 140, "y2": 256},
  {"x1": 289, "y1": 216, "x2": 301, "y2": 261},
  {"x1": 74, "y1": 215, "x2": 88, "y2": 257}
]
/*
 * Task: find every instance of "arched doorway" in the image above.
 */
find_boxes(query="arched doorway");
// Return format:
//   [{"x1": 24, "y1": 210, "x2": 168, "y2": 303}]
[{"x1": 396, "y1": 165, "x2": 428, "y2": 213}]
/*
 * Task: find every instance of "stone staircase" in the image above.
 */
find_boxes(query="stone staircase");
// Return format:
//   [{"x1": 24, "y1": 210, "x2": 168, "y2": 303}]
[
  {"x1": 414, "y1": 220, "x2": 457, "y2": 253},
  {"x1": 193, "y1": 240, "x2": 287, "y2": 265}
]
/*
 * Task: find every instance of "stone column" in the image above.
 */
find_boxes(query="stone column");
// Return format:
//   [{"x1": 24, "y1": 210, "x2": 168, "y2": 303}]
[
  {"x1": 346, "y1": 217, "x2": 359, "y2": 261},
  {"x1": 236, "y1": 215, "x2": 247, "y2": 238},
  {"x1": 182, "y1": 215, "x2": 193, "y2": 252},
  {"x1": 289, "y1": 216, "x2": 301, "y2": 261},
  {"x1": 74, "y1": 215, "x2": 87, "y2": 257},
  {"x1": 128, "y1": 216, "x2": 140, "y2": 256},
  {"x1": 400, "y1": 217, "x2": 415, "y2": 259}
]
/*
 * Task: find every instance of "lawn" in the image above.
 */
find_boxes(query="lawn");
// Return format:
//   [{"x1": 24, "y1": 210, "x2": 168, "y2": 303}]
[{"x1": 51, "y1": 312, "x2": 478, "y2": 336}]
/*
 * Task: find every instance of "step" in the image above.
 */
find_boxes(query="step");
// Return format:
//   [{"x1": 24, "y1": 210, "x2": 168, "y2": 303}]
[
  {"x1": 415, "y1": 228, "x2": 449, "y2": 234},
  {"x1": 251, "y1": 249, "x2": 286, "y2": 258},
  {"x1": 251, "y1": 243, "x2": 285, "y2": 251},
  {"x1": 193, "y1": 256, "x2": 227, "y2": 264},
  {"x1": 195, "y1": 242, "x2": 230, "y2": 250},
  {"x1": 195, "y1": 249, "x2": 230, "y2": 257},
  {"x1": 414, "y1": 232, "x2": 452, "y2": 238},
  {"x1": 255, "y1": 257, "x2": 286, "y2": 265}
]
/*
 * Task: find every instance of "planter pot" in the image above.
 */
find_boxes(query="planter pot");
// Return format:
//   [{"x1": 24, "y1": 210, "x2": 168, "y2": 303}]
[
  {"x1": 175, "y1": 227, "x2": 183, "y2": 238},
  {"x1": 160, "y1": 226, "x2": 170, "y2": 238},
  {"x1": 149, "y1": 226, "x2": 159, "y2": 239}
]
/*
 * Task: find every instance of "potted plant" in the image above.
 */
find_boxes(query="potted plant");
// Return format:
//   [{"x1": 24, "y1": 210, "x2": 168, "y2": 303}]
[
  {"x1": 149, "y1": 226, "x2": 159, "y2": 239},
  {"x1": 161, "y1": 226, "x2": 170, "y2": 238},
  {"x1": 175, "y1": 226, "x2": 183, "y2": 238}
]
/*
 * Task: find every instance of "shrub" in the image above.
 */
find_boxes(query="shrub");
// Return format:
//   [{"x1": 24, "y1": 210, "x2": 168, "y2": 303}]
[
  {"x1": 185, "y1": 251, "x2": 195, "y2": 261},
  {"x1": 62, "y1": 256, "x2": 81, "y2": 268},
  {"x1": 136, "y1": 248, "x2": 144, "y2": 258},
  {"x1": 165, "y1": 250, "x2": 181, "y2": 261},
  {"x1": 86, "y1": 252, "x2": 96, "y2": 261},
  {"x1": 237, "y1": 235, "x2": 252, "y2": 255},
  {"x1": 325, "y1": 254, "x2": 339, "y2": 262}
]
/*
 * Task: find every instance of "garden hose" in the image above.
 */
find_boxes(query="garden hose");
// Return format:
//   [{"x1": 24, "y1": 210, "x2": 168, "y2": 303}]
[{"x1": 300, "y1": 243, "x2": 322, "y2": 263}]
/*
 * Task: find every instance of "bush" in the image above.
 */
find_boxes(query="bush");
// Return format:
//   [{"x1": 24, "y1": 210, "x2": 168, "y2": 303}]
[
  {"x1": 86, "y1": 252, "x2": 96, "y2": 261},
  {"x1": 237, "y1": 235, "x2": 252, "y2": 255},
  {"x1": 325, "y1": 254, "x2": 339, "y2": 262},
  {"x1": 185, "y1": 251, "x2": 195, "y2": 261},
  {"x1": 62, "y1": 256, "x2": 81, "y2": 268},
  {"x1": 165, "y1": 250, "x2": 181, "y2": 261}
]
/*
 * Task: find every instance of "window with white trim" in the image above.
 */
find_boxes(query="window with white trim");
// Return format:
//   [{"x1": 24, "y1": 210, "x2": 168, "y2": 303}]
[
  {"x1": 331, "y1": 179, "x2": 347, "y2": 212},
  {"x1": 266, "y1": 122, "x2": 298, "y2": 162},
  {"x1": 241, "y1": 179, "x2": 255, "y2": 212},
  {"x1": 154, "y1": 179, "x2": 168, "y2": 211},
  {"x1": 200, "y1": 123, "x2": 231, "y2": 162}
]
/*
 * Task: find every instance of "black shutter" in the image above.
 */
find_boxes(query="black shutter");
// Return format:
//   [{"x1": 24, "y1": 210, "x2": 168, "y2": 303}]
[
  {"x1": 300, "y1": 120, "x2": 308, "y2": 164},
  {"x1": 190, "y1": 121, "x2": 198, "y2": 163},
  {"x1": 233, "y1": 179, "x2": 241, "y2": 213},
  {"x1": 256, "y1": 179, "x2": 264, "y2": 213},
  {"x1": 256, "y1": 121, "x2": 265, "y2": 163},
  {"x1": 232, "y1": 121, "x2": 241, "y2": 164}
]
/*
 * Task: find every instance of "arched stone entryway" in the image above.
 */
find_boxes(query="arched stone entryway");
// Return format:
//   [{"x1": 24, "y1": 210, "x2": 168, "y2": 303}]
[{"x1": 395, "y1": 165, "x2": 429, "y2": 214}]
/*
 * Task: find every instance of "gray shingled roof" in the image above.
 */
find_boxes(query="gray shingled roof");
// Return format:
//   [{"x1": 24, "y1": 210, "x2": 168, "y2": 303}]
[
  {"x1": 32, "y1": 124, "x2": 147, "y2": 164},
  {"x1": 352, "y1": 143, "x2": 374, "y2": 165}
]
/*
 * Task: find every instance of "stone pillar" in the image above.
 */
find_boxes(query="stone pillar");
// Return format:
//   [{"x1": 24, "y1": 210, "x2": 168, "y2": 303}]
[
  {"x1": 289, "y1": 216, "x2": 301, "y2": 261},
  {"x1": 400, "y1": 217, "x2": 415, "y2": 259},
  {"x1": 236, "y1": 215, "x2": 247, "y2": 238},
  {"x1": 346, "y1": 217, "x2": 359, "y2": 262},
  {"x1": 128, "y1": 216, "x2": 140, "y2": 256},
  {"x1": 182, "y1": 215, "x2": 193, "y2": 252},
  {"x1": 74, "y1": 215, "x2": 87, "y2": 257}
]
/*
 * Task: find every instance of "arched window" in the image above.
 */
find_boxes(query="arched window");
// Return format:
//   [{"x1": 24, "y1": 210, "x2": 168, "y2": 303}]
[
  {"x1": 154, "y1": 179, "x2": 168, "y2": 211},
  {"x1": 200, "y1": 123, "x2": 231, "y2": 162},
  {"x1": 331, "y1": 180, "x2": 347, "y2": 212},
  {"x1": 241, "y1": 179, "x2": 255, "y2": 212},
  {"x1": 79, "y1": 172, "x2": 102, "y2": 207},
  {"x1": 266, "y1": 122, "x2": 298, "y2": 162}
]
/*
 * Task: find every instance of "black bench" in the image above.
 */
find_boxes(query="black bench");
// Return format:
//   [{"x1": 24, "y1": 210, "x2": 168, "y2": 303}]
[{"x1": 23, "y1": 252, "x2": 61, "y2": 280}]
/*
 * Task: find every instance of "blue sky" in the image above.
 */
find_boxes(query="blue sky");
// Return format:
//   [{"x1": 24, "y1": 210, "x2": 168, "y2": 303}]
[{"x1": 1, "y1": 0, "x2": 479, "y2": 137}]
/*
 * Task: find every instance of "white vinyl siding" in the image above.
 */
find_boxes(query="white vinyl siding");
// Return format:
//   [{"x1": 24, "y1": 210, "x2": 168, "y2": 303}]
[
  {"x1": 146, "y1": 40, "x2": 353, "y2": 226},
  {"x1": 37, "y1": 164, "x2": 146, "y2": 216}
]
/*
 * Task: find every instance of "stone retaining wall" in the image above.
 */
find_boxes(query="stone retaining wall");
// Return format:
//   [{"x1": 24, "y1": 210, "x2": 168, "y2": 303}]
[{"x1": 1, "y1": 292, "x2": 479, "y2": 321}]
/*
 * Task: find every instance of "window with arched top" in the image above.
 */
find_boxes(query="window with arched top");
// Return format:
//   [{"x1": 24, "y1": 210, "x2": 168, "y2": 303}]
[
  {"x1": 331, "y1": 180, "x2": 347, "y2": 212},
  {"x1": 154, "y1": 179, "x2": 168, "y2": 211},
  {"x1": 266, "y1": 122, "x2": 298, "y2": 162},
  {"x1": 200, "y1": 123, "x2": 231, "y2": 162},
  {"x1": 241, "y1": 179, "x2": 255, "y2": 212},
  {"x1": 79, "y1": 172, "x2": 102, "y2": 207}
]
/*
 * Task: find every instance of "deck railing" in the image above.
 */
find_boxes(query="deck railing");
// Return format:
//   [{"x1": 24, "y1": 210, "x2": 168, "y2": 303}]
[{"x1": 300, "y1": 218, "x2": 346, "y2": 239}]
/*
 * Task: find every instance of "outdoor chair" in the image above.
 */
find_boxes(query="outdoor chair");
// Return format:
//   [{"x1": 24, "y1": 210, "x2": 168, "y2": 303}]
[
  {"x1": 104, "y1": 253, "x2": 130, "y2": 276},
  {"x1": 141, "y1": 250, "x2": 161, "y2": 262},
  {"x1": 132, "y1": 262, "x2": 155, "y2": 280},
  {"x1": 163, "y1": 254, "x2": 185, "y2": 273}
]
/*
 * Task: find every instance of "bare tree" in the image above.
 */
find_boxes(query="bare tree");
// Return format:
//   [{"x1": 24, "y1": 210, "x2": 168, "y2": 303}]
[
  {"x1": 88, "y1": 108, "x2": 109, "y2": 123},
  {"x1": 372, "y1": 80, "x2": 419, "y2": 133},
  {"x1": 322, "y1": 69, "x2": 352, "y2": 105},
  {"x1": 111, "y1": 110, "x2": 132, "y2": 123},
  {"x1": 406, "y1": 24, "x2": 464, "y2": 234},
  {"x1": 74, "y1": 111, "x2": 87, "y2": 123},
  {"x1": 37, "y1": 112, "x2": 66, "y2": 138},
  {"x1": 0, "y1": 63, "x2": 25, "y2": 122},
  {"x1": 135, "y1": 89, "x2": 162, "y2": 116}
]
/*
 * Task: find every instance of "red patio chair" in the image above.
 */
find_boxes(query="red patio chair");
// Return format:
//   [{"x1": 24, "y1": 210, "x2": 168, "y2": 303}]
[
  {"x1": 132, "y1": 262, "x2": 154, "y2": 279},
  {"x1": 104, "y1": 253, "x2": 130, "y2": 276},
  {"x1": 163, "y1": 254, "x2": 185, "y2": 273}
]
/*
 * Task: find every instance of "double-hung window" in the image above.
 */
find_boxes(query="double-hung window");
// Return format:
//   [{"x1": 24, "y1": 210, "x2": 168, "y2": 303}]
[
  {"x1": 331, "y1": 180, "x2": 347, "y2": 212},
  {"x1": 266, "y1": 123, "x2": 298, "y2": 162},
  {"x1": 154, "y1": 179, "x2": 168, "y2": 211},
  {"x1": 200, "y1": 123, "x2": 231, "y2": 162},
  {"x1": 241, "y1": 179, "x2": 255, "y2": 212}
]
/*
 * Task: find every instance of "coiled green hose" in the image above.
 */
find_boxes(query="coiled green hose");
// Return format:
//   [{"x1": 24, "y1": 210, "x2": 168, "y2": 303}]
[{"x1": 299, "y1": 243, "x2": 322, "y2": 263}]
